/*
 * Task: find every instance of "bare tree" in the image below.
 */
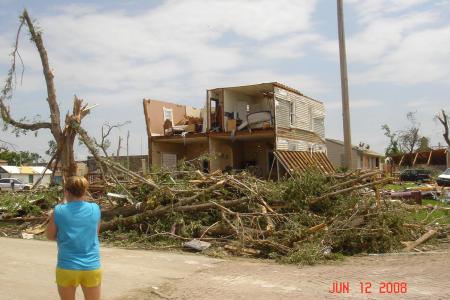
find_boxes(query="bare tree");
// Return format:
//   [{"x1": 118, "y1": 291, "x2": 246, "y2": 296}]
[
  {"x1": 116, "y1": 136, "x2": 122, "y2": 157},
  {"x1": 0, "y1": 10, "x2": 94, "y2": 180},
  {"x1": 436, "y1": 109, "x2": 450, "y2": 147},
  {"x1": 94, "y1": 121, "x2": 130, "y2": 157},
  {"x1": 398, "y1": 112, "x2": 421, "y2": 155},
  {"x1": 357, "y1": 142, "x2": 370, "y2": 150},
  {"x1": 381, "y1": 124, "x2": 402, "y2": 157}
]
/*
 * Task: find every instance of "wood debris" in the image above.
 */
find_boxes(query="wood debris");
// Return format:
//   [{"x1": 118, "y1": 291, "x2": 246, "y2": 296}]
[{"x1": 1, "y1": 168, "x2": 447, "y2": 264}]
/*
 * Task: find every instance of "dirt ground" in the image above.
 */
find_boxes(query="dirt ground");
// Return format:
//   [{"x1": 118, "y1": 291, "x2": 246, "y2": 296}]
[{"x1": 1, "y1": 238, "x2": 449, "y2": 300}]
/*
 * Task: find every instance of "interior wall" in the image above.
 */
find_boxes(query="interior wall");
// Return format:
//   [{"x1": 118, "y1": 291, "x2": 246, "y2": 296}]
[
  {"x1": 224, "y1": 89, "x2": 253, "y2": 121},
  {"x1": 239, "y1": 140, "x2": 273, "y2": 177},
  {"x1": 151, "y1": 142, "x2": 185, "y2": 168},
  {"x1": 223, "y1": 90, "x2": 271, "y2": 126},
  {"x1": 144, "y1": 99, "x2": 187, "y2": 136},
  {"x1": 152, "y1": 141, "x2": 209, "y2": 168},
  {"x1": 209, "y1": 138, "x2": 234, "y2": 172},
  {"x1": 213, "y1": 139, "x2": 274, "y2": 177},
  {"x1": 185, "y1": 106, "x2": 201, "y2": 118},
  {"x1": 185, "y1": 143, "x2": 209, "y2": 161}
]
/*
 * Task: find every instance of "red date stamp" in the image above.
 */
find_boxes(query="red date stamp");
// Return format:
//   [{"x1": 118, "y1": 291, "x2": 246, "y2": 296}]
[{"x1": 329, "y1": 281, "x2": 408, "y2": 294}]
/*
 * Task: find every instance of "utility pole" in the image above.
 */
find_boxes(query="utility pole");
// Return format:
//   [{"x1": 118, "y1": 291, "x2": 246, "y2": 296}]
[{"x1": 337, "y1": 0, "x2": 353, "y2": 169}]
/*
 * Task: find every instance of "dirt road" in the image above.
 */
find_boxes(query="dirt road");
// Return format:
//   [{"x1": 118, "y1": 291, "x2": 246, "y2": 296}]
[{"x1": 1, "y1": 238, "x2": 449, "y2": 300}]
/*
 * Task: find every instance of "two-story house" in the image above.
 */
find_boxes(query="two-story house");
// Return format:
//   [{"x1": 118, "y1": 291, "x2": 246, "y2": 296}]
[{"x1": 143, "y1": 82, "x2": 333, "y2": 178}]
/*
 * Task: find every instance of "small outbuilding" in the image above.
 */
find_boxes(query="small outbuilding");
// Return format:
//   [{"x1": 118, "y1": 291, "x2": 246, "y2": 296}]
[
  {"x1": 390, "y1": 148, "x2": 449, "y2": 171},
  {"x1": 0, "y1": 165, "x2": 52, "y2": 186}
]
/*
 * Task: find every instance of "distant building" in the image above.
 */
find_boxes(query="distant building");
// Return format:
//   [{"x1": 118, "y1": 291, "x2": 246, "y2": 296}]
[
  {"x1": 326, "y1": 138, "x2": 383, "y2": 170},
  {"x1": 390, "y1": 148, "x2": 449, "y2": 171},
  {"x1": 0, "y1": 165, "x2": 52, "y2": 186},
  {"x1": 86, "y1": 155, "x2": 149, "y2": 175}
]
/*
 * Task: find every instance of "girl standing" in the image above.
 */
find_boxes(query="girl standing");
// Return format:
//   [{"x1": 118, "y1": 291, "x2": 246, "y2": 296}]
[{"x1": 46, "y1": 176, "x2": 102, "y2": 300}]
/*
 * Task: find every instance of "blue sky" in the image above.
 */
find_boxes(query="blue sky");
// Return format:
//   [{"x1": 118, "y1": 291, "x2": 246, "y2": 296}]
[{"x1": 1, "y1": 0, "x2": 450, "y2": 160}]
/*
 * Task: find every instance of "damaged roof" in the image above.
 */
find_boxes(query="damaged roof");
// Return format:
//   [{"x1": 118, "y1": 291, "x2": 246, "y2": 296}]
[{"x1": 209, "y1": 82, "x2": 323, "y2": 104}]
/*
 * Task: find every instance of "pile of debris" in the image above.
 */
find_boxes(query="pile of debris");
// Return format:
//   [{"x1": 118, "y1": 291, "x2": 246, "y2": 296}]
[
  {"x1": 95, "y1": 168, "x2": 449, "y2": 263},
  {"x1": 1, "y1": 168, "x2": 448, "y2": 264}
]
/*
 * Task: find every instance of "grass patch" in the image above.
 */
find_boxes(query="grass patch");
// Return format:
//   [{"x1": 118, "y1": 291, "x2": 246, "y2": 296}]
[
  {"x1": 407, "y1": 205, "x2": 450, "y2": 225},
  {"x1": 384, "y1": 182, "x2": 423, "y2": 191},
  {"x1": 422, "y1": 199, "x2": 450, "y2": 207}
]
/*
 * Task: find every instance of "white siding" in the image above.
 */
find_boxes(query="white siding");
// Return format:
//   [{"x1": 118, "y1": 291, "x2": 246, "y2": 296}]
[
  {"x1": 277, "y1": 138, "x2": 323, "y2": 152},
  {"x1": 275, "y1": 98, "x2": 290, "y2": 128},
  {"x1": 313, "y1": 116, "x2": 325, "y2": 139},
  {"x1": 277, "y1": 138, "x2": 289, "y2": 150},
  {"x1": 287, "y1": 140, "x2": 309, "y2": 151},
  {"x1": 274, "y1": 87, "x2": 325, "y2": 137}
]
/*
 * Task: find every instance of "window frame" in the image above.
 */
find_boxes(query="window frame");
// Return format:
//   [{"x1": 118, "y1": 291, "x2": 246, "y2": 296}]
[
  {"x1": 163, "y1": 107, "x2": 174, "y2": 125},
  {"x1": 289, "y1": 101, "x2": 295, "y2": 126}
]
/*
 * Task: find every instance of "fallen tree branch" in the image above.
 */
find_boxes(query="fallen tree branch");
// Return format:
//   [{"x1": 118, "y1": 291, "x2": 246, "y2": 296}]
[
  {"x1": 403, "y1": 229, "x2": 437, "y2": 252},
  {"x1": 327, "y1": 170, "x2": 381, "y2": 191},
  {"x1": 100, "y1": 195, "x2": 246, "y2": 232},
  {"x1": 310, "y1": 177, "x2": 393, "y2": 204}
]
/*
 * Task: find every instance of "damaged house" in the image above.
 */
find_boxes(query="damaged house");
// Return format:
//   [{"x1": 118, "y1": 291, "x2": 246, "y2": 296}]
[{"x1": 143, "y1": 82, "x2": 333, "y2": 178}]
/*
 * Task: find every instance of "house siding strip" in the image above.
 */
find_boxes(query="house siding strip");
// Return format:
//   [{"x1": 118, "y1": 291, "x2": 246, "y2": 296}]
[
  {"x1": 275, "y1": 97, "x2": 290, "y2": 128},
  {"x1": 276, "y1": 137, "x2": 322, "y2": 152},
  {"x1": 277, "y1": 127, "x2": 324, "y2": 144},
  {"x1": 274, "y1": 87, "x2": 325, "y2": 138}
]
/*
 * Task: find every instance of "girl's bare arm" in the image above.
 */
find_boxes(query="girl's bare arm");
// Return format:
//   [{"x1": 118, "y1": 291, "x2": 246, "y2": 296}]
[{"x1": 46, "y1": 211, "x2": 57, "y2": 241}]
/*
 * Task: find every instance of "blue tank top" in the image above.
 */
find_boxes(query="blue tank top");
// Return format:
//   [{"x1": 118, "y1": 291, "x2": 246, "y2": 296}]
[{"x1": 54, "y1": 201, "x2": 101, "y2": 270}]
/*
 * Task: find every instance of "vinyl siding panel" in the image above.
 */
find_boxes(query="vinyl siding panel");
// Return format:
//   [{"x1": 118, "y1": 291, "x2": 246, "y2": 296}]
[
  {"x1": 277, "y1": 138, "x2": 289, "y2": 150},
  {"x1": 277, "y1": 127, "x2": 324, "y2": 144},
  {"x1": 275, "y1": 98, "x2": 290, "y2": 128},
  {"x1": 313, "y1": 117, "x2": 325, "y2": 139},
  {"x1": 277, "y1": 137, "x2": 325, "y2": 152},
  {"x1": 274, "y1": 87, "x2": 325, "y2": 138}
]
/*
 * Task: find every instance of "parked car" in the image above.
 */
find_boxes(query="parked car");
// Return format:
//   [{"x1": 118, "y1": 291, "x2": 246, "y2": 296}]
[
  {"x1": 399, "y1": 169, "x2": 431, "y2": 182},
  {"x1": 436, "y1": 168, "x2": 450, "y2": 187},
  {"x1": 0, "y1": 178, "x2": 32, "y2": 191}
]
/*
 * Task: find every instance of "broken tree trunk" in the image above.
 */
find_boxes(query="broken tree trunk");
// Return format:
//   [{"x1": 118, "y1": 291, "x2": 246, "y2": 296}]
[
  {"x1": 74, "y1": 123, "x2": 159, "y2": 190},
  {"x1": 310, "y1": 177, "x2": 393, "y2": 204},
  {"x1": 100, "y1": 179, "x2": 227, "y2": 231},
  {"x1": 403, "y1": 229, "x2": 437, "y2": 252},
  {"x1": 0, "y1": 10, "x2": 94, "y2": 182},
  {"x1": 327, "y1": 170, "x2": 381, "y2": 191},
  {"x1": 100, "y1": 196, "x2": 248, "y2": 232}
]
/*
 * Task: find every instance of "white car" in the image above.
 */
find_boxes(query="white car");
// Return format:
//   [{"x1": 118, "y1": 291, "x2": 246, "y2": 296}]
[
  {"x1": 436, "y1": 169, "x2": 450, "y2": 187},
  {"x1": 0, "y1": 178, "x2": 32, "y2": 191}
]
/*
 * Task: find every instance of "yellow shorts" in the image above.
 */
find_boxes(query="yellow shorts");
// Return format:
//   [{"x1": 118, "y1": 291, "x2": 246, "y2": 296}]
[{"x1": 55, "y1": 267, "x2": 102, "y2": 288}]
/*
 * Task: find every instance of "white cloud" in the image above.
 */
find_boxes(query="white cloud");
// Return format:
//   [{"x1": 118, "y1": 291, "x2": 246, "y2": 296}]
[
  {"x1": 317, "y1": 0, "x2": 450, "y2": 85},
  {"x1": 407, "y1": 99, "x2": 430, "y2": 108},
  {"x1": 0, "y1": 35, "x2": 10, "y2": 65},
  {"x1": 347, "y1": 0, "x2": 431, "y2": 23},
  {"x1": 326, "y1": 99, "x2": 382, "y2": 110},
  {"x1": 354, "y1": 26, "x2": 450, "y2": 84},
  {"x1": 1, "y1": 0, "x2": 319, "y2": 101},
  {"x1": 318, "y1": 11, "x2": 437, "y2": 63},
  {"x1": 347, "y1": 12, "x2": 436, "y2": 64},
  {"x1": 256, "y1": 34, "x2": 321, "y2": 59}
]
